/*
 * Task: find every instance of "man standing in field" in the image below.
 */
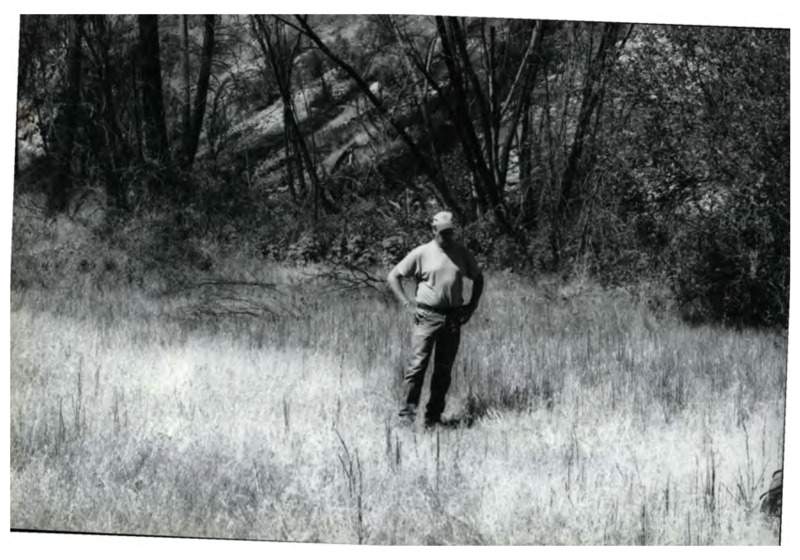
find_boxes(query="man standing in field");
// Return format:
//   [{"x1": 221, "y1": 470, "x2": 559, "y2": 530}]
[{"x1": 387, "y1": 211, "x2": 484, "y2": 428}]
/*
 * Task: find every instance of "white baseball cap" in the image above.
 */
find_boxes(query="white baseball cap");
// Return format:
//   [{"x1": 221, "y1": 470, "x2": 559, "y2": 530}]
[{"x1": 432, "y1": 211, "x2": 455, "y2": 232}]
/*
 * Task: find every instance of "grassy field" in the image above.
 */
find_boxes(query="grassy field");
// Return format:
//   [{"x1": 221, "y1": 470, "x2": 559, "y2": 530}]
[{"x1": 9, "y1": 265, "x2": 786, "y2": 545}]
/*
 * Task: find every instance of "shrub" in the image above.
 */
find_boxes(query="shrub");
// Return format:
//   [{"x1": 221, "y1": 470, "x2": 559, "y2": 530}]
[{"x1": 669, "y1": 198, "x2": 788, "y2": 328}]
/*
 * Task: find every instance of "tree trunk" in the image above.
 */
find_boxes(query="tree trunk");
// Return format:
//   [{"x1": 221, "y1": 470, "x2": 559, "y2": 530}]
[
  {"x1": 48, "y1": 14, "x2": 83, "y2": 214},
  {"x1": 558, "y1": 23, "x2": 624, "y2": 215},
  {"x1": 389, "y1": 18, "x2": 458, "y2": 213},
  {"x1": 436, "y1": 17, "x2": 496, "y2": 213},
  {"x1": 181, "y1": 15, "x2": 216, "y2": 169},
  {"x1": 252, "y1": 16, "x2": 336, "y2": 221},
  {"x1": 283, "y1": 124, "x2": 297, "y2": 201},
  {"x1": 82, "y1": 15, "x2": 130, "y2": 210},
  {"x1": 137, "y1": 15, "x2": 169, "y2": 167},
  {"x1": 130, "y1": 46, "x2": 144, "y2": 164},
  {"x1": 181, "y1": 15, "x2": 191, "y2": 142},
  {"x1": 435, "y1": 16, "x2": 538, "y2": 243},
  {"x1": 518, "y1": 99, "x2": 536, "y2": 229}
]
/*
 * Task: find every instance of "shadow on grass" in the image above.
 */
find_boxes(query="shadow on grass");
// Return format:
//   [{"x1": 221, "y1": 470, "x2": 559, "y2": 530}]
[{"x1": 441, "y1": 382, "x2": 556, "y2": 429}]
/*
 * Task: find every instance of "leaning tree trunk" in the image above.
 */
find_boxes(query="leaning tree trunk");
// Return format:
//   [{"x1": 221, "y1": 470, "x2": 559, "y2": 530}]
[
  {"x1": 294, "y1": 15, "x2": 463, "y2": 219},
  {"x1": 252, "y1": 15, "x2": 337, "y2": 222}
]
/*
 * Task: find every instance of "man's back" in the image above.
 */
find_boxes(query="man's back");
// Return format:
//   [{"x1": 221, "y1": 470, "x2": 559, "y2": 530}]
[{"x1": 392, "y1": 240, "x2": 479, "y2": 309}]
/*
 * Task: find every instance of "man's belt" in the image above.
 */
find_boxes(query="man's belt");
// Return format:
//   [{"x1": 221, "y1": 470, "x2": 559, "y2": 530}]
[{"x1": 416, "y1": 303, "x2": 465, "y2": 315}]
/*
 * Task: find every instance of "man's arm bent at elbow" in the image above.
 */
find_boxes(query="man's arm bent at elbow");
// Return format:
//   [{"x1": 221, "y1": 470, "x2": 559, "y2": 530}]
[
  {"x1": 387, "y1": 267, "x2": 413, "y2": 308},
  {"x1": 469, "y1": 272, "x2": 484, "y2": 310},
  {"x1": 461, "y1": 271, "x2": 484, "y2": 325}
]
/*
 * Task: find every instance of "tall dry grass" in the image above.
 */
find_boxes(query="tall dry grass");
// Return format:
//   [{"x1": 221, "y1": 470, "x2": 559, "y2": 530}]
[{"x1": 9, "y1": 266, "x2": 786, "y2": 544}]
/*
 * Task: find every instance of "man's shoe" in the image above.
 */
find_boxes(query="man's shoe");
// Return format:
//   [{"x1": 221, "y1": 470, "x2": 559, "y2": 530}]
[{"x1": 398, "y1": 411, "x2": 416, "y2": 427}]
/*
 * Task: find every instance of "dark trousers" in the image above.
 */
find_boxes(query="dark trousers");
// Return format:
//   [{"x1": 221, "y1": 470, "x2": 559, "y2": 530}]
[{"x1": 399, "y1": 308, "x2": 461, "y2": 422}]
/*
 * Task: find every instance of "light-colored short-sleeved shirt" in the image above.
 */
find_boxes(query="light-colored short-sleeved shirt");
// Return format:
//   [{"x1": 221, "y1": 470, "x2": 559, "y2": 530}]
[{"x1": 392, "y1": 240, "x2": 481, "y2": 309}]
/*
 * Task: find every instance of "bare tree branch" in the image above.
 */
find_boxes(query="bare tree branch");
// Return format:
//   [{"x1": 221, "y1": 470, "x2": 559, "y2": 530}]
[{"x1": 292, "y1": 14, "x2": 464, "y2": 218}]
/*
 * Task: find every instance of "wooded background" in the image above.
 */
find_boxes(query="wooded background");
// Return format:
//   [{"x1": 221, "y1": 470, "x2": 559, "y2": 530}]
[{"x1": 13, "y1": 15, "x2": 789, "y2": 327}]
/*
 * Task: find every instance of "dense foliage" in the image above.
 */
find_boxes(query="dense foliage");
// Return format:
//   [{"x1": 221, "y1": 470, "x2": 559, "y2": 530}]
[{"x1": 14, "y1": 15, "x2": 789, "y2": 327}]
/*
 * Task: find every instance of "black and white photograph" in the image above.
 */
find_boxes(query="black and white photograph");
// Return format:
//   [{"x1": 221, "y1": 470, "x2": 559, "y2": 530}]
[{"x1": 5, "y1": 2, "x2": 793, "y2": 551}]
